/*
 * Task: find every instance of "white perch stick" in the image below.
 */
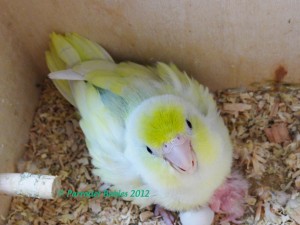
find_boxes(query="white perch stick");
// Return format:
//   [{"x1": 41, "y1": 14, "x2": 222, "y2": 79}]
[{"x1": 0, "y1": 173, "x2": 61, "y2": 199}]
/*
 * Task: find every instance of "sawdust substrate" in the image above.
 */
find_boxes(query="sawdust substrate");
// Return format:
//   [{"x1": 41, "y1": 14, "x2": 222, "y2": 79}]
[{"x1": 4, "y1": 80, "x2": 300, "y2": 225}]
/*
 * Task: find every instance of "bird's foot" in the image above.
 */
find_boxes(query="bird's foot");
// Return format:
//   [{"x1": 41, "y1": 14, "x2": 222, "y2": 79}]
[{"x1": 154, "y1": 205, "x2": 176, "y2": 225}]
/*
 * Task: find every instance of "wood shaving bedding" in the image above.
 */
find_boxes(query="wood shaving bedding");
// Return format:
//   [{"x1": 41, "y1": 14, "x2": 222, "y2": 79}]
[
  {"x1": 215, "y1": 82, "x2": 300, "y2": 225},
  {"x1": 3, "y1": 80, "x2": 300, "y2": 225}
]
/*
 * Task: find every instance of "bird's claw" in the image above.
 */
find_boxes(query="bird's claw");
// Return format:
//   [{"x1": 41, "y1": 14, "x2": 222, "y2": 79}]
[{"x1": 154, "y1": 205, "x2": 176, "y2": 225}]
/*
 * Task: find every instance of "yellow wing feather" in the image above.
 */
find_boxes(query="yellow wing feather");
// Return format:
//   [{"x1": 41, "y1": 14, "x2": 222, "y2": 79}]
[{"x1": 45, "y1": 32, "x2": 114, "y2": 106}]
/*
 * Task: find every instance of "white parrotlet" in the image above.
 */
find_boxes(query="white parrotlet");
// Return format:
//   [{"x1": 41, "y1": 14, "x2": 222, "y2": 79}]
[{"x1": 46, "y1": 33, "x2": 247, "y2": 225}]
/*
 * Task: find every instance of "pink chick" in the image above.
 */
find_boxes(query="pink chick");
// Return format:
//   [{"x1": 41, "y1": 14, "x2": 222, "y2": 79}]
[{"x1": 209, "y1": 171, "x2": 249, "y2": 224}]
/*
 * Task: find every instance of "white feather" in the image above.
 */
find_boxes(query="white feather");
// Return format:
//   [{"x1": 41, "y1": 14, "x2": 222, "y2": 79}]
[{"x1": 48, "y1": 69, "x2": 84, "y2": 80}]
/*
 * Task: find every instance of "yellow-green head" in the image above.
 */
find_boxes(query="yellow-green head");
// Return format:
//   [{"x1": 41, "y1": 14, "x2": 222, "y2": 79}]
[
  {"x1": 126, "y1": 95, "x2": 206, "y2": 175},
  {"x1": 124, "y1": 94, "x2": 231, "y2": 193}
]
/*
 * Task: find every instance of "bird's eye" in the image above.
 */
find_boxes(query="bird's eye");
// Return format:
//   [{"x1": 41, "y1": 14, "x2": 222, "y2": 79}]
[
  {"x1": 146, "y1": 146, "x2": 153, "y2": 154},
  {"x1": 186, "y1": 119, "x2": 192, "y2": 129}
]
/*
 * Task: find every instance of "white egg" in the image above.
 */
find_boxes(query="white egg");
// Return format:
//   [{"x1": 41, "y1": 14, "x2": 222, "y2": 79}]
[{"x1": 180, "y1": 206, "x2": 214, "y2": 225}]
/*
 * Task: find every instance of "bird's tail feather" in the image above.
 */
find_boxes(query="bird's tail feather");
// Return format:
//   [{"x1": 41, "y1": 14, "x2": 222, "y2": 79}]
[{"x1": 45, "y1": 32, "x2": 114, "y2": 105}]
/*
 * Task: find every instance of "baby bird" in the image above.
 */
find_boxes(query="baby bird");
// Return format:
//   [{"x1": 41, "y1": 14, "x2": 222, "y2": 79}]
[{"x1": 46, "y1": 33, "x2": 247, "y2": 225}]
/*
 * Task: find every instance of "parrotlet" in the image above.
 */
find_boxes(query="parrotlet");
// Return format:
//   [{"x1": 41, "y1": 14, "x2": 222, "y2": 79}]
[{"x1": 46, "y1": 33, "x2": 247, "y2": 225}]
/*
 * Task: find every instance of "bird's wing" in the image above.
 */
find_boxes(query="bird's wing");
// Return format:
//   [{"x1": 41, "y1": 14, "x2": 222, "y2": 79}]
[
  {"x1": 70, "y1": 80, "x2": 141, "y2": 186},
  {"x1": 46, "y1": 33, "x2": 143, "y2": 188}
]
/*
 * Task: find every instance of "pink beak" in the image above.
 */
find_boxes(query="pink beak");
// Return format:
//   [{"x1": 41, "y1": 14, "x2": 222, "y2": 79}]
[{"x1": 163, "y1": 135, "x2": 197, "y2": 174}]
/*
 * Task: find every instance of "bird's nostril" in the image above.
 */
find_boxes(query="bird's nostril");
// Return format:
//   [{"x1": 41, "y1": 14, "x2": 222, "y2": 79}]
[{"x1": 192, "y1": 161, "x2": 194, "y2": 166}]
